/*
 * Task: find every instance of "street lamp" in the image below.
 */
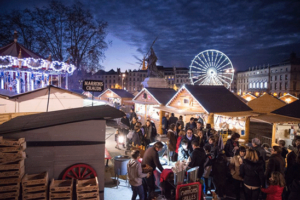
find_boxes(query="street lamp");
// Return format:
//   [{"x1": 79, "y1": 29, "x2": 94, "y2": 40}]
[{"x1": 122, "y1": 74, "x2": 126, "y2": 89}]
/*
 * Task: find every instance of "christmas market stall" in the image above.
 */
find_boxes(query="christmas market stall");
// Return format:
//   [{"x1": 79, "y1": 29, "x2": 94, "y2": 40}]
[
  {"x1": 132, "y1": 87, "x2": 176, "y2": 134},
  {"x1": 156, "y1": 85, "x2": 253, "y2": 143},
  {"x1": 99, "y1": 88, "x2": 134, "y2": 112},
  {"x1": 0, "y1": 105, "x2": 125, "y2": 200}
]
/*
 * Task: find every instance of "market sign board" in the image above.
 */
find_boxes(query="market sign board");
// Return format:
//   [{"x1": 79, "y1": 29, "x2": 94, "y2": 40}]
[
  {"x1": 83, "y1": 80, "x2": 104, "y2": 92},
  {"x1": 176, "y1": 182, "x2": 201, "y2": 200}
]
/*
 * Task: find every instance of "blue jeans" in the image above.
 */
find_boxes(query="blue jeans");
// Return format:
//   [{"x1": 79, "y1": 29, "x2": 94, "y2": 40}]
[{"x1": 131, "y1": 185, "x2": 145, "y2": 200}]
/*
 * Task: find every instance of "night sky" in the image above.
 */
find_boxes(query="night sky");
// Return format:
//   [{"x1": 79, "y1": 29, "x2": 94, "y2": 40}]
[{"x1": 1, "y1": 0, "x2": 300, "y2": 72}]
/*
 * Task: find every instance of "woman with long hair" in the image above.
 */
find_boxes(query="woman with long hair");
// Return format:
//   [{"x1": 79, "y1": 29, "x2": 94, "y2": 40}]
[
  {"x1": 229, "y1": 146, "x2": 246, "y2": 200},
  {"x1": 176, "y1": 130, "x2": 186, "y2": 155},
  {"x1": 208, "y1": 135, "x2": 219, "y2": 159},
  {"x1": 240, "y1": 149, "x2": 264, "y2": 200},
  {"x1": 261, "y1": 171, "x2": 285, "y2": 200}
]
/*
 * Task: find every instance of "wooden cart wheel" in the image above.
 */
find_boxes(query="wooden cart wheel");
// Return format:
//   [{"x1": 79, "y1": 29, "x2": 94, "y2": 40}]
[{"x1": 62, "y1": 164, "x2": 97, "y2": 180}]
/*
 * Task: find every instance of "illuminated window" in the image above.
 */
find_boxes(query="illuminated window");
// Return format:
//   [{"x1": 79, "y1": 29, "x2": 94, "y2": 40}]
[
  {"x1": 256, "y1": 82, "x2": 259, "y2": 88},
  {"x1": 249, "y1": 83, "x2": 252, "y2": 88},
  {"x1": 264, "y1": 82, "x2": 267, "y2": 88},
  {"x1": 184, "y1": 99, "x2": 189, "y2": 104},
  {"x1": 260, "y1": 82, "x2": 263, "y2": 88}
]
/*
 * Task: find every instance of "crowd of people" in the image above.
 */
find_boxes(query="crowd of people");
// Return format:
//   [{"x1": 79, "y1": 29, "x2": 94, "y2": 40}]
[{"x1": 120, "y1": 110, "x2": 300, "y2": 200}]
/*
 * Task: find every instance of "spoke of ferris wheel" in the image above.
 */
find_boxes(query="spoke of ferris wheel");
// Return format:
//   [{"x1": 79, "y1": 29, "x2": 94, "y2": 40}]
[
  {"x1": 213, "y1": 77, "x2": 220, "y2": 85},
  {"x1": 197, "y1": 56, "x2": 209, "y2": 69},
  {"x1": 211, "y1": 52, "x2": 214, "y2": 67},
  {"x1": 192, "y1": 74, "x2": 206, "y2": 79},
  {"x1": 194, "y1": 60, "x2": 208, "y2": 70},
  {"x1": 214, "y1": 52, "x2": 218, "y2": 64},
  {"x1": 218, "y1": 75, "x2": 232, "y2": 85},
  {"x1": 202, "y1": 54, "x2": 210, "y2": 68},
  {"x1": 216, "y1": 57, "x2": 228, "y2": 70},
  {"x1": 199, "y1": 76, "x2": 209, "y2": 85},
  {"x1": 217, "y1": 76, "x2": 231, "y2": 86},
  {"x1": 218, "y1": 74, "x2": 232, "y2": 81},
  {"x1": 207, "y1": 52, "x2": 211, "y2": 63},
  {"x1": 194, "y1": 76, "x2": 207, "y2": 84},
  {"x1": 190, "y1": 65, "x2": 203, "y2": 71},
  {"x1": 215, "y1": 76, "x2": 224, "y2": 85},
  {"x1": 217, "y1": 62, "x2": 230, "y2": 71},
  {"x1": 190, "y1": 70, "x2": 206, "y2": 74},
  {"x1": 215, "y1": 54, "x2": 223, "y2": 67}
]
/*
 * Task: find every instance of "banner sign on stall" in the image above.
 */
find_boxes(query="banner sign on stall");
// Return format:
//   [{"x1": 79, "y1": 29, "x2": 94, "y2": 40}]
[
  {"x1": 83, "y1": 80, "x2": 104, "y2": 92},
  {"x1": 176, "y1": 182, "x2": 201, "y2": 200}
]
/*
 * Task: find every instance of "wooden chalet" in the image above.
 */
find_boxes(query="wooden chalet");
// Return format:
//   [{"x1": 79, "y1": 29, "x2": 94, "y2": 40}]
[
  {"x1": 132, "y1": 87, "x2": 176, "y2": 134},
  {"x1": 241, "y1": 93, "x2": 257, "y2": 102},
  {"x1": 99, "y1": 89, "x2": 134, "y2": 112},
  {"x1": 156, "y1": 85, "x2": 253, "y2": 142},
  {"x1": 247, "y1": 93, "x2": 286, "y2": 114}
]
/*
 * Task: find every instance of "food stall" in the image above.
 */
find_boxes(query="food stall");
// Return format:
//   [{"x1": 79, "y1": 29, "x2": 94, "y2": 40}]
[
  {"x1": 241, "y1": 93, "x2": 257, "y2": 102},
  {"x1": 99, "y1": 89, "x2": 134, "y2": 112},
  {"x1": 279, "y1": 93, "x2": 299, "y2": 104},
  {"x1": 132, "y1": 87, "x2": 176, "y2": 134}
]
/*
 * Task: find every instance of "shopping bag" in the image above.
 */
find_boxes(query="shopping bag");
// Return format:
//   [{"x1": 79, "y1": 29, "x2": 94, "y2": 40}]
[{"x1": 127, "y1": 130, "x2": 134, "y2": 139}]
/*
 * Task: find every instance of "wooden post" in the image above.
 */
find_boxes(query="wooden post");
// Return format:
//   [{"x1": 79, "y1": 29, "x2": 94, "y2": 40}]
[
  {"x1": 243, "y1": 116, "x2": 250, "y2": 143},
  {"x1": 272, "y1": 123, "x2": 277, "y2": 146},
  {"x1": 158, "y1": 110, "x2": 165, "y2": 135},
  {"x1": 207, "y1": 113, "x2": 214, "y2": 129}
]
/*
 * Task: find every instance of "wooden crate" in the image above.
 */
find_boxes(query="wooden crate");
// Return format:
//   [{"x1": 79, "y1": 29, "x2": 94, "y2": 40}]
[
  {"x1": 0, "y1": 183, "x2": 20, "y2": 192},
  {"x1": 0, "y1": 165, "x2": 25, "y2": 178},
  {"x1": 0, "y1": 151, "x2": 26, "y2": 162},
  {"x1": 0, "y1": 176, "x2": 23, "y2": 185},
  {"x1": 50, "y1": 191, "x2": 72, "y2": 198},
  {"x1": 0, "y1": 190, "x2": 19, "y2": 199},
  {"x1": 22, "y1": 172, "x2": 48, "y2": 187},
  {"x1": 77, "y1": 191, "x2": 99, "y2": 198},
  {"x1": 0, "y1": 142, "x2": 26, "y2": 153},
  {"x1": 22, "y1": 189, "x2": 48, "y2": 200},
  {"x1": 0, "y1": 138, "x2": 25, "y2": 146},
  {"x1": 76, "y1": 178, "x2": 99, "y2": 193},
  {"x1": 0, "y1": 159, "x2": 25, "y2": 171},
  {"x1": 78, "y1": 197, "x2": 100, "y2": 200},
  {"x1": 23, "y1": 184, "x2": 48, "y2": 193},
  {"x1": 50, "y1": 179, "x2": 73, "y2": 192}
]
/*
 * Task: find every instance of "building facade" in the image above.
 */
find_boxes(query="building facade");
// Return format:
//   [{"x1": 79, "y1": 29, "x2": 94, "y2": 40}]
[
  {"x1": 237, "y1": 53, "x2": 300, "y2": 97},
  {"x1": 86, "y1": 66, "x2": 190, "y2": 94}
]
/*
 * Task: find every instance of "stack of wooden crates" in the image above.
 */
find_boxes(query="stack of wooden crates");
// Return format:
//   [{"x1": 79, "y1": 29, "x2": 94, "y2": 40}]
[
  {"x1": 0, "y1": 136, "x2": 26, "y2": 200},
  {"x1": 49, "y1": 179, "x2": 73, "y2": 200},
  {"x1": 22, "y1": 171, "x2": 48, "y2": 200},
  {"x1": 76, "y1": 177, "x2": 100, "y2": 200}
]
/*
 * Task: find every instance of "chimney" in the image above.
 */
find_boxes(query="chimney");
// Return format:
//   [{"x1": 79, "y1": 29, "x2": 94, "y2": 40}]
[{"x1": 13, "y1": 30, "x2": 18, "y2": 42}]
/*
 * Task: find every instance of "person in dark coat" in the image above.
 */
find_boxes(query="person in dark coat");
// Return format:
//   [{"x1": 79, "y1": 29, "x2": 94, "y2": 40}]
[
  {"x1": 193, "y1": 122, "x2": 203, "y2": 136},
  {"x1": 251, "y1": 138, "x2": 266, "y2": 162},
  {"x1": 194, "y1": 129, "x2": 206, "y2": 148},
  {"x1": 121, "y1": 115, "x2": 130, "y2": 127},
  {"x1": 143, "y1": 120, "x2": 156, "y2": 145},
  {"x1": 212, "y1": 153, "x2": 228, "y2": 198},
  {"x1": 168, "y1": 113, "x2": 178, "y2": 126},
  {"x1": 176, "y1": 115, "x2": 184, "y2": 131},
  {"x1": 240, "y1": 149, "x2": 264, "y2": 200},
  {"x1": 142, "y1": 142, "x2": 164, "y2": 200},
  {"x1": 181, "y1": 128, "x2": 195, "y2": 153},
  {"x1": 285, "y1": 152, "x2": 300, "y2": 190},
  {"x1": 278, "y1": 140, "x2": 288, "y2": 159},
  {"x1": 178, "y1": 139, "x2": 191, "y2": 161},
  {"x1": 286, "y1": 138, "x2": 300, "y2": 170},
  {"x1": 185, "y1": 117, "x2": 196, "y2": 131},
  {"x1": 288, "y1": 179, "x2": 300, "y2": 200},
  {"x1": 130, "y1": 109, "x2": 137, "y2": 122},
  {"x1": 188, "y1": 140, "x2": 206, "y2": 180},
  {"x1": 130, "y1": 117, "x2": 138, "y2": 130},
  {"x1": 167, "y1": 123, "x2": 177, "y2": 161},
  {"x1": 132, "y1": 124, "x2": 143, "y2": 146},
  {"x1": 161, "y1": 113, "x2": 169, "y2": 135},
  {"x1": 208, "y1": 135, "x2": 219, "y2": 159},
  {"x1": 224, "y1": 132, "x2": 240, "y2": 158},
  {"x1": 265, "y1": 146, "x2": 285, "y2": 180}
]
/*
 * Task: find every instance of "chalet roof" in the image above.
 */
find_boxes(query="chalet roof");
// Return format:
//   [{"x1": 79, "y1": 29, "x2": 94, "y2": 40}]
[
  {"x1": 0, "y1": 41, "x2": 43, "y2": 59},
  {"x1": 145, "y1": 88, "x2": 176, "y2": 105},
  {"x1": 271, "y1": 100, "x2": 300, "y2": 119},
  {"x1": 0, "y1": 89, "x2": 17, "y2": 98},
  {"x1": 170, "y1": 85, "x2": 252, "y2": 113},
  {"x1": 10, "y1": 85, "x2": 86, "y2": 99},
  {"x1": 102, "y1": 89, "x2": 134, "y2": 98},
  {"x1": 0, "y1": 105, "x2": 125, "y2": 134},
  {"x1": 247, "y1": 93, "x2": 286, "y2": 114}
]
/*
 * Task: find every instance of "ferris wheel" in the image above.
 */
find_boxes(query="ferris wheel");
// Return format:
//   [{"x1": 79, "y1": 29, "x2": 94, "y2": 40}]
[{"x1": 188, "y1": 49, "x2": 234, "y2": 89}]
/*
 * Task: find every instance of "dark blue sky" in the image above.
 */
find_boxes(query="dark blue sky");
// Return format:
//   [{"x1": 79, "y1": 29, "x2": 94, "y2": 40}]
[{"x1": 1, "y1": 0, "x2": 300, "y2": 72}]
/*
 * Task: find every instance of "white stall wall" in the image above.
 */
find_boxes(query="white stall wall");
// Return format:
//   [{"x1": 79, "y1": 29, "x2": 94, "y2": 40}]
[{"x1": 275, "y1": 123, "x2": 300, "y2": 147}]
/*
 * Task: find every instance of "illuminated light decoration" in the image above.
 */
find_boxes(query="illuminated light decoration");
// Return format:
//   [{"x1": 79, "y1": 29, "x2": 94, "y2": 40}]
[
  {"x1": 188, "y1": 49, "x2": 234, "y2": 89},
  {"x1": 0, "y1": 56, "x2": 76, "y2": 74},
  {"x1": 255, "y1": 92, "x2": 259, "y2": 96},
  {"x1": 273, "y1": 93, "x2": 278, "y2": 96},
  {"x1": 285, "y1": 98, "x2": 291, "y2": 103},
  {"x1": 246, "y1": 97, "x2": 252, "y2": 101}
]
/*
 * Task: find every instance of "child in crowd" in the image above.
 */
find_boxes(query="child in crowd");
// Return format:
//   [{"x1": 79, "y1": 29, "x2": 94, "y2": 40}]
[{"x1": 261, "y1": 171, "x2": 285, "y2": 200}]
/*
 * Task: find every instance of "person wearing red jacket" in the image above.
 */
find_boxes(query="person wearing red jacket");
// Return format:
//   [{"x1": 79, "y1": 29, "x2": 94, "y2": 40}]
[{"x1": 261, "y1": 171, "x2": 285, "y2": 200}]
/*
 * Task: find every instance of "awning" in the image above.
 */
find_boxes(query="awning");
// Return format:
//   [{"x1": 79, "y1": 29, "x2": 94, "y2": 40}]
[
  {"x1": 132, "y1": 100, "x2": 158, "y2": 105},
  {"x1": 154, "y1": 105, "x2": 203, "y2": 115},
  {"x1": 214, "y1": 111, "x2": 259, "y2": 117},
  {"x1": 251, "y1": 114, "x2": 300, "y2": 124}
]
